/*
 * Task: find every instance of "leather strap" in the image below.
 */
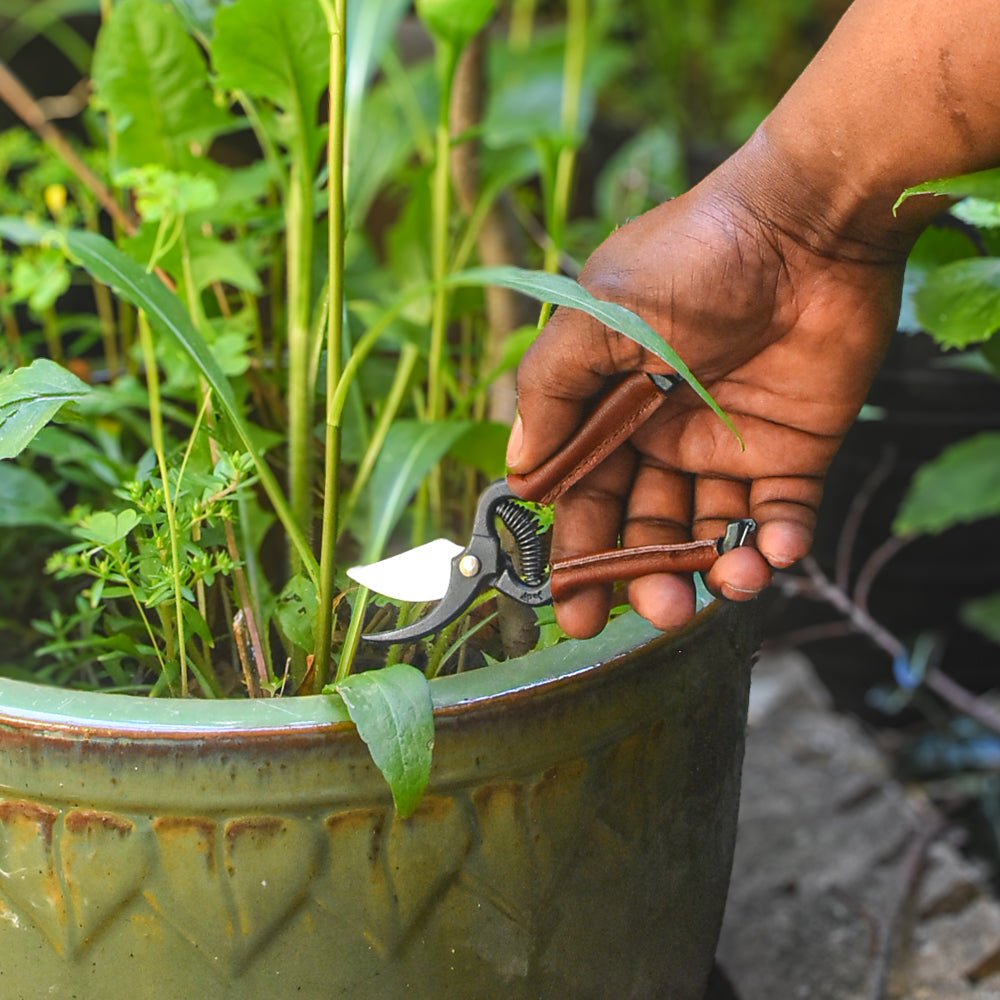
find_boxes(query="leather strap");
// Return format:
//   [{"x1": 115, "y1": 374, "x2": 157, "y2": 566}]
[
  {"x1": 549, "y1": 541, "x2": 718, "y2": 601},
  {"x1": 506, "y1": 372, "x2": 669, "y2": 504},
  {"x1": 505, "y1": 370, "x2": 747, "y2": 595}
]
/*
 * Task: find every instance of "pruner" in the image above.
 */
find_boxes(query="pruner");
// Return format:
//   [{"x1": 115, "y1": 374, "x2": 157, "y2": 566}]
[{"x1": 348, "y1": 372, "x2": 757, "y2": 644}]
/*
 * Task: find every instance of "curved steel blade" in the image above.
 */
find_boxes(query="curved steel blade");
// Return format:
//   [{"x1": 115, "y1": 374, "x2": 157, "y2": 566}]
[{"x1": 347, "y1": 538, "x2": 464, "y2": 603}]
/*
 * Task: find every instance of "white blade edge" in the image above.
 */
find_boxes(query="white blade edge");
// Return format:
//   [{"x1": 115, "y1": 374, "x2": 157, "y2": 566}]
[{"x1": 347, "y1": 538, "x2": 464, "y2": 603}]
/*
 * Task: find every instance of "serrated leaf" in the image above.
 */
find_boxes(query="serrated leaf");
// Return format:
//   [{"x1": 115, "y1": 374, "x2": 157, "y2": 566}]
[
  {"x1": 446, "y1": 266, "x2": 740, "y2": 443},
  {"x1": 0, "y1": 217, "x2": 317, "y2": 583},
  {"x1": 961, "y1": 591, "x2": 1000, "y2": 645},
  {"x1": 914, "y1": 258, "x2": 1000, "y2": 348},
  {"x1": 334, "y1": 663, "x2": 434, "y2": 816},
  {"x1": 0, "y1": 358, "x2": 90, "y2": 459},
  {"x1": 896, "y1": 166, "x2": 1000, "y2": 208},
  {"x1": 91, "y1": 0, "x2": 231, "y2": 172},
  {"x1": 894, "y1": 432, "x2": 1000, "y2": 535}
]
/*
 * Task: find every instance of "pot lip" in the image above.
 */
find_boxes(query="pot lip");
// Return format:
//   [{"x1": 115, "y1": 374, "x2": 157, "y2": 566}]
[{"x1": 0, "y1": 601, "x2": 735, "y2": 740}]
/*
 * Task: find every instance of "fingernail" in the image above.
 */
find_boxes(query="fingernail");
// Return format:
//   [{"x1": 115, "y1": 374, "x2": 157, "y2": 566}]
[{"x1": 506, "y1": 414, "x2": 524, "y2": 469}]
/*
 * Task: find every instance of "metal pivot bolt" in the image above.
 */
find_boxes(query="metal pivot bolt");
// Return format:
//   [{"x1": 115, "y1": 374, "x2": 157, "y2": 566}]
[{"x1": 458, "y1": 554, "x2": 481, "y2": 578}]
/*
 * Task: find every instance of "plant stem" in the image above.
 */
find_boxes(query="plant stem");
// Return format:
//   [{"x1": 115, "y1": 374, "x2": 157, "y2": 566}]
[
  {"x1": 0, "y1": 60, "x2": 135, "y2": 236},
  {"x1": 137, "y1": 313, "x2": 189, "y2": 695},
  {"x1": 539, "y1": 0, "x2": 588, "y2": 323},
  {"x1": 509, "y1": 0, "x2": 537, "y2": 51},
  {"x1": 314, "y1": 0, "x2": 347, "y2": 691},
  {"x1": 427, "y1": 40, "x2": 461, "y2": 429}
]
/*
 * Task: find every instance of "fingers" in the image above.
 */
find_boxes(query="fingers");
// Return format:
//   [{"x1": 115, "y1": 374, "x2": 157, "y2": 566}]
[
  {"x1": 618, "y1": 468, "x2": 822, "y2": 628},
  {"x1": 548, "y1": 445, "x2": 636, "y2": 639},
  {"x1": 507, "y1": 304, "x2": 652, "y2": 475}
]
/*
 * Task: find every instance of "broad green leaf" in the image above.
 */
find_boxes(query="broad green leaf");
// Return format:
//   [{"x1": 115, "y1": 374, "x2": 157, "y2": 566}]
[
  {"x1": 896, "y1": 166, "x2": 1000, "y2": 209},
  {"x1": 446, "y1": 266, "x2": 740, "y2": 443},
  {"x1": 213, "y1": 0, "x2": 330, "y2": 164},
  {"x1": 415, "y1": 0, "x2": 496, "y2": 49},
  {"x1": 951, "y1": 198, "x2": 1000, "y2": 230},
  {"x1": 91, "y1": 0, "x2": 232, "y2": 172},
  {"x1": 276, "y1": 573, "x2": 318, "y2": 651},
  {"x1": 0, "y1": 358, "x2": 90, "y2": 460},
  {"x1": 962, "y1": 591, "x2": 1000, "y2": 645},
  {"x1": 894, "y1": 432, "x2": 1000, "y2": 535},
  {"x1": 0, "y1": 217, "x2": 317, "y2": 583},
  {"x1": 0, "y1": 464, "x2": 62, "y2": 527},
  {"x1": 449, "y1": 421, "x2": 509, "y2": 480},
  {"x1": 365, "y1": 420, "x2": 475, "y2": 561},
  {"x1": 914, "y1": 258, "x2": 1000, "y2": 348},
  {"x1": 334, "y1": 663, "x2": 434, "y2": 816},
  {"x1": 75, "y1": 508, "x2": 141, "y2": 546}
]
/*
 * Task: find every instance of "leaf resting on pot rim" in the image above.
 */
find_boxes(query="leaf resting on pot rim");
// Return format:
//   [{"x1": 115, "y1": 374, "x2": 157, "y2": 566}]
[{"x1": 333, "y1": 664, "x2": 434, "y2": 817}]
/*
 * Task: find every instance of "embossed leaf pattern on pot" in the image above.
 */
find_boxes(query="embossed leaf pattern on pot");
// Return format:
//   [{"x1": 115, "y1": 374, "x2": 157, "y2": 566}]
[{"x1": 0, "y1": 802, "x2": 149, "y2": 957}]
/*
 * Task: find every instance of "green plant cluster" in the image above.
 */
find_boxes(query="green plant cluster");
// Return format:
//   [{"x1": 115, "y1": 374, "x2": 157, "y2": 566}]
[
  {"x1": 0, "y1": 0, "x2": 729, "y2": 810},
  {"x1": 894, "y1": 171, "x2": 1000, "y2": 648}
]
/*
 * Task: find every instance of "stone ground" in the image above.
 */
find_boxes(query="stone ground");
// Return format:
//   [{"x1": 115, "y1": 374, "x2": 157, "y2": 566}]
[{"x1": 713, "y1": 649, "x2": 1000, "y2": 1000}]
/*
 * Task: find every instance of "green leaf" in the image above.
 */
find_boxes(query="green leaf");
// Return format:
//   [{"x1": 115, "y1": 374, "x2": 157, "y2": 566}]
[
  {"x1": 449, "y1": 421, "x2": 509, "y2": 480},
  {"x1": 75, "y1": 508, "x2": 141, "y2": 547},
  {"x1": 914, "y1": 258, "x2": 1000, "y2": 348},
  {"x1": 0, "y1": 464, "x2": 62, "y2": 527},
  {"x1": 415, "y1": 0, "x2": 496, "y2": 49},
  {"x1": 896, "y1": 166, "x2": 1000, "y2": 209},
  {"x1": 0, "y1": 217, "x2": 318, "y2": 584},
  {"x1": 446, "y1": 266, "x2": 740, "y2": 443},
  {"x1": 0, "y1": 358, "x2": 90, "y2": 460},
  {"x1": 213, "y1": 0, "x2": 330, "y2": 164},
  {"x1": 334, "y1": 663, "x2": 434, "y2": 816},
  {"x1": 365, "y1": 419, "x2": 475, "y2": 561},
  {"x1": 894, "y1": 432, "x2": 1000, "y2": 535},
  {"x1": 91, "y1": 0, "x2": 231, "y2": 172},
  {"x1": 276, "y1": 573, "x2": 318, "y2": 651},
  {"x1": 962, "y1": 591, "x2": 1000, "y2": 645}
]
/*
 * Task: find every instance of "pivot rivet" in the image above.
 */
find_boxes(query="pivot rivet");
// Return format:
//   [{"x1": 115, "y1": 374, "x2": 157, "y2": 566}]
[{"x1": 458, "y1": 554, "x2": 480, "y2": 578}]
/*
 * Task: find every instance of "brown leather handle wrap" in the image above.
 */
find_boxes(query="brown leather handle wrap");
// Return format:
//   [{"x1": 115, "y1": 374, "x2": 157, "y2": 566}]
[
  {"x1": 549, "y1": 540, "x2": 718, "y2": 602},
  {"x1": 506, "y1": 372, "x2": 669, "y2": 504}
]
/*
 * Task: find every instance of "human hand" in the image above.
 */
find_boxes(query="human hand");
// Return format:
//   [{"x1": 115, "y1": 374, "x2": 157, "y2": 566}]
[{"x1": 506, "y1": 148, "x2": 908, "y2": 638}]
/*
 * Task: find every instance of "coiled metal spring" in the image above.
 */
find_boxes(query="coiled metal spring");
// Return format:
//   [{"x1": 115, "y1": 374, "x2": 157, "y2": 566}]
[{"x1": 496, "y1": 499, "x2": 547, "y2": 586}]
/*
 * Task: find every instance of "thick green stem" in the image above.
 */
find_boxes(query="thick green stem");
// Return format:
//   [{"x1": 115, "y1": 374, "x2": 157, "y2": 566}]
[
  {"x1": 314, "y1": 0, "x2": 347, "y2": 690},
  {"x1": 427, "y1": 50, "x2": 457, "y2": 424},
  {"x1": 540, "y1": 0, "x2": 588, "y2": 325},
  {"x1": 286, "y1": 155, "x2": 315, "y2": 559}
]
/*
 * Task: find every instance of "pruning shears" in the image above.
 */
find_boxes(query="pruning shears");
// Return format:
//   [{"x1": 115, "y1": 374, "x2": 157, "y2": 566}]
[{"x1": 348, "y1": 372, "x2": 756, "y2": 644}]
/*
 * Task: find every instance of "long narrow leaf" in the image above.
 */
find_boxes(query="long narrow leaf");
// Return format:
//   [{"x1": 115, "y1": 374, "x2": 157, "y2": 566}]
[
  {"x1": 446, "y1": 265, "x2": 741, "y2": 444},
  {"x1": 0, "y1": 218, "x2": 318, "y2": 583},
  {"x1": 333, "y1": 663, "x2": 435, "y2": 816},
  {"x1": 365, "y1": 419, "x2": 474, "y2": 562}
]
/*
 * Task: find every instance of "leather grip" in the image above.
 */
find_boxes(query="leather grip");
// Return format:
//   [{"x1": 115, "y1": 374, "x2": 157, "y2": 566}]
[
  {"x1": 506, "y1": 372, "x2": 669, "y2": 504},
  {"x1": 549, "y1": 541, "x2": 718, "y2": 602}
]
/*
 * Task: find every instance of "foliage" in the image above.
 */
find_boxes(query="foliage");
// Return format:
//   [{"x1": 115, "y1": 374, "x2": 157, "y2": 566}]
[
  {"x1": 0, "y1": 0, "x2": 734, "y2": 807},
  {"x1": 894, "y1": 168, "x2": 1000, "y2": 648}
]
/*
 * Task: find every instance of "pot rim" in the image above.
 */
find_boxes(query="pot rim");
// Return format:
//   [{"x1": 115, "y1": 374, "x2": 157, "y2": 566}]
[{"x1": 0, "y1": 602, "x2": 733, "y2": 740}]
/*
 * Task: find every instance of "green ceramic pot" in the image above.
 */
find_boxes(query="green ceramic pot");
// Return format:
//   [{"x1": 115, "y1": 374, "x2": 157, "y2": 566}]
[{"x1": 0, "y1": 601, "x2": 759, "y2": 1000}]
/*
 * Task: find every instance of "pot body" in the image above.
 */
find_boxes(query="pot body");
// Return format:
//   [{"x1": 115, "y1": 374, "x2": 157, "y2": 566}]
[{"x1": 0, "y1": 602, "x2": 759, "y2": 1000}]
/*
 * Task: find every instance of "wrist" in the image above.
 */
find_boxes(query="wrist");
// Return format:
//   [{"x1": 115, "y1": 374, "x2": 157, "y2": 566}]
[{"x1": 722, "y1": 122, "x2": 937, "y2": 266}]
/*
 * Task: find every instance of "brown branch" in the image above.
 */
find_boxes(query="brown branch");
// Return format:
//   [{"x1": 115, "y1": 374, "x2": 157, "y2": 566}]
[{"x1": 0, "y1": 59, "x2": 136, "y2": 236}]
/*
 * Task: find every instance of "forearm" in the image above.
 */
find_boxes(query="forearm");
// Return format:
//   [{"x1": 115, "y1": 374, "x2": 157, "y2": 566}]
[{"x1": 738, "y1": 0, "x2": 1000, "y2": 259}]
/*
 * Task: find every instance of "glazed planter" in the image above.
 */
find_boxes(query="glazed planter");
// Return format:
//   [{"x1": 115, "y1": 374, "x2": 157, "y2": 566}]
[{"x1": 0, "y1": 600, "x2": 759, "y2": 1000}]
